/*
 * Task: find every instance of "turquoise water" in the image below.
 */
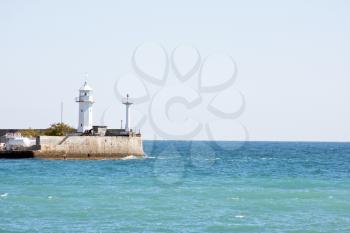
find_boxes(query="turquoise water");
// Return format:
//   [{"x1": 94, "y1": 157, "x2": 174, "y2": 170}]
[{"x1": 1, "y1": 141, "x2": 350, "y2": 233}]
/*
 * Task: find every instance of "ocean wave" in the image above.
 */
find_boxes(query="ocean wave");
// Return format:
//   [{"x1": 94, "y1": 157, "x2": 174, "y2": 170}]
[
  {"x1": 143, "y1": 153, "x2": 156, "y2": 159},
  {"x1": 121, "y1": 155, "x2": 142, "y2": 160},
  {"x1": 0, "y1": 193, "x2": 8, "y2": 197}
]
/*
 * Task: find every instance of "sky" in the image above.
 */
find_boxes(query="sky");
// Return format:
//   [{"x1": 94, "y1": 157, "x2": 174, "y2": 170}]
[{"x1": 0, "y1": 0, "x2": 349, "y2": 141}]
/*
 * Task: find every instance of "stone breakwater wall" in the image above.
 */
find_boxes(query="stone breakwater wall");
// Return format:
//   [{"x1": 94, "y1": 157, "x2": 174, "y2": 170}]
[{"x1": 34, "y1": 135, "x2": 144, "y2": 159}]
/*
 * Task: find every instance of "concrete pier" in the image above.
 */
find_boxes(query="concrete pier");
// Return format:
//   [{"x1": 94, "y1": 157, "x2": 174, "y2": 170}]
[{"x1": 1, "y1": 135, "x2": 144, "y2": 160}]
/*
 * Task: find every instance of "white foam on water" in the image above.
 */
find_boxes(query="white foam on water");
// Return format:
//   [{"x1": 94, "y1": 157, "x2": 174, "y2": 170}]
[
  {"x1": 0, "y1": 193, "x2": 8, "y2": 197},
  {"x1": 143, "y1": 153, "x2": 156, "y2": 159},
  {"x1": 261, "y1": 157, "x2": 272, "y2": 160},
  {"x1": 231, "y1": 197, "x2": 240, "y2": 200},
  {"x1": 154, "y1": 157, "x2": 169, "y2": 160},
  {"x1": 121, "y1": 155, "x2": 141, "y2": 160},
  {"x1": 48, "y1": 196, "x2": 53, "y2": 199},
  {"x1": 235, "y1": 215, "x2": 245, "y2": 218}
]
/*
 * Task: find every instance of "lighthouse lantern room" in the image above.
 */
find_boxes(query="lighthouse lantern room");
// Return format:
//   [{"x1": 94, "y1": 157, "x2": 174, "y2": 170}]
[{"x1": 76, "y1": 81, "x2": 94, "y2": 133}]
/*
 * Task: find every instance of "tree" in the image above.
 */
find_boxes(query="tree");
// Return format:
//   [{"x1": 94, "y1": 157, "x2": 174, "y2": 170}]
[
  {"x1": 19, "y1": 128, "x2": 41, "y2": 138},
  {"x1": 45, "y1": 123, "x2": 76, "y2": 136}
]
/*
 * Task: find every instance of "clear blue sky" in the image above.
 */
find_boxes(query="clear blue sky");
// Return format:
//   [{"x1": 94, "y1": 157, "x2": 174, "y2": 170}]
[{"x1": 0, "y1": 0, "x2": 349, "y2": 141}]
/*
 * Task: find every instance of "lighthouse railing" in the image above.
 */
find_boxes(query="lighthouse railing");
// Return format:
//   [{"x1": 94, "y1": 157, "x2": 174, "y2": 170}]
[{"x1": 75, "y1": 96, "x2": 94, "y2": 103}]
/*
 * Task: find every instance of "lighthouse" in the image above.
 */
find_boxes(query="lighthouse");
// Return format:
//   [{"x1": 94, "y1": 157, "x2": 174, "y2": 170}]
[
  {"x1": 122, "y1": 94, "x2": 133, "y2": 132},
  {"x1": 76, "y1": 81, "x2": 94, "y2": 133}
]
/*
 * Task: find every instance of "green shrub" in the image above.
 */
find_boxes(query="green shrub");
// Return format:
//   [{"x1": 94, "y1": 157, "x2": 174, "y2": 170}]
[{"x1": 45, "y1": 123, "x2": 76, "y2": 136}]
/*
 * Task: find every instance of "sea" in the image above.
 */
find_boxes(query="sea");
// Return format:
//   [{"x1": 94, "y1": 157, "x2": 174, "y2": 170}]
[{"x1": 0, "y1": 141, "x2": 350, "y2": 233}]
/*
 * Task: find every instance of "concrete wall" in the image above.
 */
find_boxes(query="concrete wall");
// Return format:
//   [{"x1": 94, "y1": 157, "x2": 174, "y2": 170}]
[{"x1": 35, "y1": 135, "x2": 144, "y2": 159}]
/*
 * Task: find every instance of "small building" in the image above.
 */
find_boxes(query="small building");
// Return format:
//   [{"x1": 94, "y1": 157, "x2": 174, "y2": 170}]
[
  {"x1": 92, "y1": 126, "x2": 107, "y2": 136},
  {"x1": 0, "y1": 130, "x2": 38, "y2": 151},
  {"x1": 6, "y1": 137, "x2": 36, "y2": 151},
  {"x1": 0, "y1": 129, "x2": 21, "y2": 144}
]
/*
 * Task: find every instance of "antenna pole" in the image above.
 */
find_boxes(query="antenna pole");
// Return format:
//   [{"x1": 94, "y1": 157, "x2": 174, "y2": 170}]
[
  {"x1": 60, "y1": 101, "x2": 63, "y2": 124},
  {"x1": 122, "y1": 94, "x2": 133, "y2": 132},
  {"x1": 84, "y1": 72, "x2": 89, "y2": 82}
]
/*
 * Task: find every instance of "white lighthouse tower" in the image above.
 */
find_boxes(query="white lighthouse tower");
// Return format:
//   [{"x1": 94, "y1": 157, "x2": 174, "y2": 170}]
[
  {"x1": 122, "y1": 94, "x2": 133, "y2": 132},
  {"x1": 76, "y1": 81, "x2": 94, "y2": 133}
]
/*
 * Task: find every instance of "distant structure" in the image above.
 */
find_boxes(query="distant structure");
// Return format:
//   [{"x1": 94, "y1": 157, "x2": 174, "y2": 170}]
[
  {"x1": 76, "y1": 81, "x2": 94, "y2": 133},
  {"x1": 122, "y1": 94, "x2": 133, "y2": 132},
  {"x1": 60, "y1": 101, "x2": 63, "y2": 124},
  {"x1": 0, "y1": 81, "x2": 144, "y2": 159}
]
